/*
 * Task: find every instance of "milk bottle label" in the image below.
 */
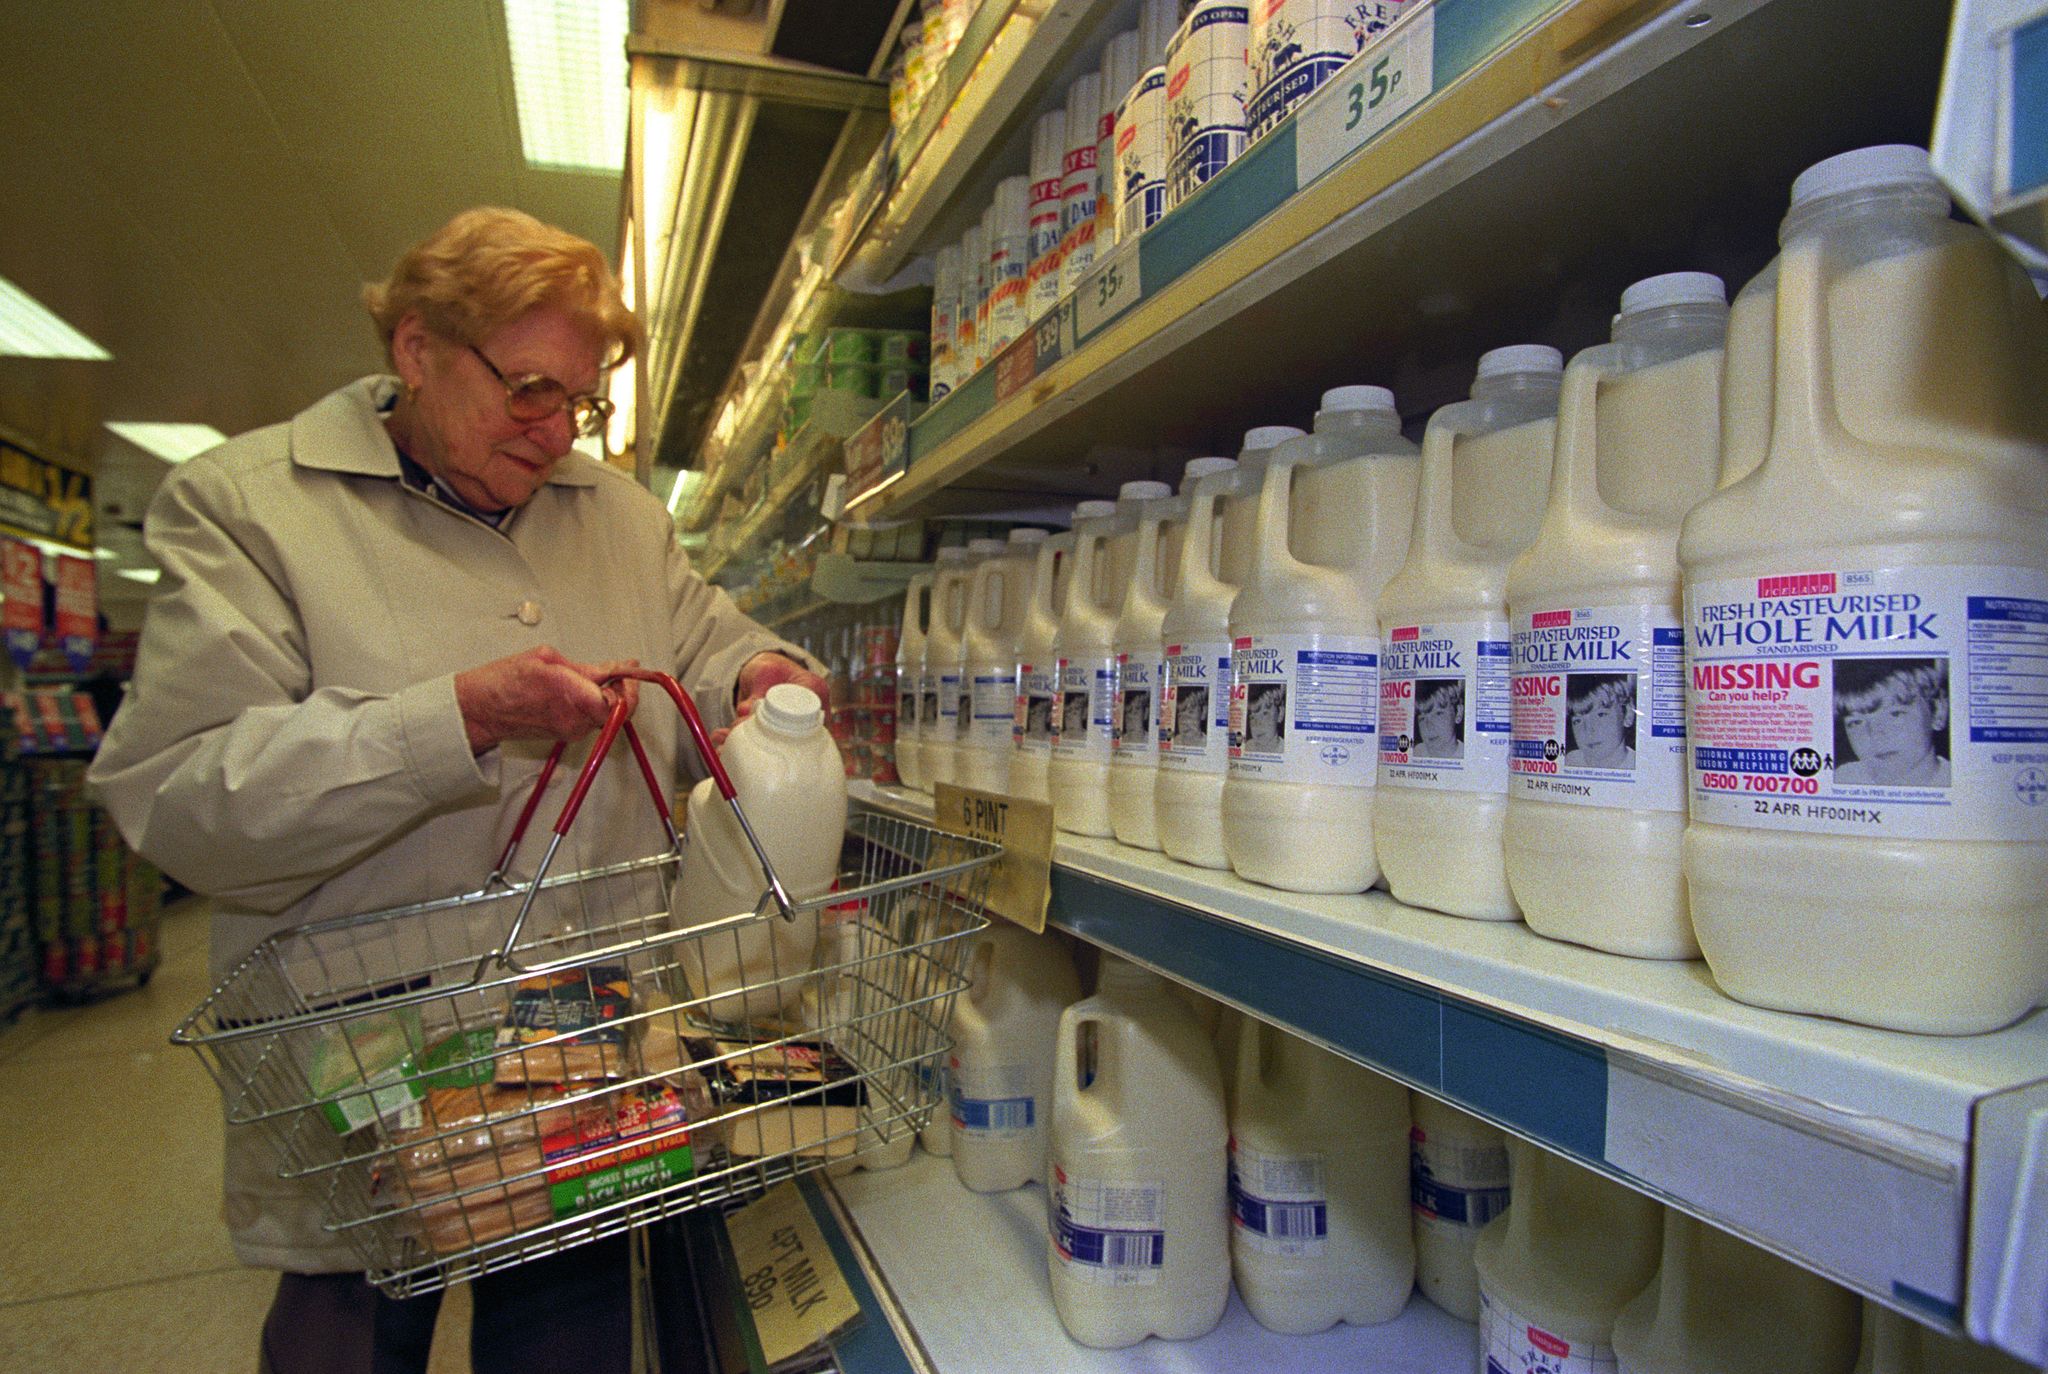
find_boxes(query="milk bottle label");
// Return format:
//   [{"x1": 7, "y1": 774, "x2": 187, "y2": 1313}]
[
  {"x1": 1026, "y1": 177, "x2": 1065, "y2": 320},
  {"x1": 971, "y1": 669, "x2": 1019, "y2": 745},
  {"x1": 1161, "y1": 639, "x2": 1234, "y2": 773},
  {"x1": 1247, "y1": 1, "x2": 1407, "y2": 140},
  {"x1": 1228, "y1": 1139, "x2": 1329, "y2": 1256},
  {"x1": 988, "y1": 239, "x2": 1029, "y2": 353},
  {"x1": 1686, "y1": 567, "x2": 2048, "y2": 840},
  {"x1": 920, "y1": 671, "x2": 941, "y2": 738},
  {"x1": 898, "y1": 675, "x2": 920, "y2": 731},
  {"x1": 1510, "y1": 606, "x2": 1685, "y2": 812},
  {"x1": 1059, "y1": 145, "x2": 1100, "y2": 285},
  {"x1": 948, "y1": 1055, "x2": 1036, "y2": 1139},
  {"x1": 1112, "y1": 653, "x2": 1162, "y2": 768},
  {"x1": 939, "y1": 671, "x2": 964, "y2": 737},
  {"x1": 1051, "y1": 1166, "x2": 1167, "y2": 1285},
  {"x1": 1052, "y1": 656, "x2": 1117, "y2": 760},
  {"x1": 1228, "y1": 633, "x2": 1380, "y2": 786},
  {"x1": 1115, "y1": 73, "x2": 1168, "y2": 239},
  {"x1": 956, "y1": 679, "x2": 972, "y2": 739},
  {"x1": 1480, "y1": 1290, "x2": 1618, "y2": 1374},
  {"x1": 1165, "y1": 6, "x2": 1250, "y2": 209},
  {"x1": 1409, "y1": 1125, "x2": 1510, "y2": 1231},
  {"x1": 1017, "y1": 662, "x2": 1058, "y2": 754},
  {"x1": 1379, "y1": 621, "x2": 1514, "y2": 792}
]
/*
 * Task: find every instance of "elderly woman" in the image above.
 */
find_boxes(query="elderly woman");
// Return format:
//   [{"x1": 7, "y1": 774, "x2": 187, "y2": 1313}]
[{"x1": 88, "y1": 207, "x2": 825, "y2": 1373}]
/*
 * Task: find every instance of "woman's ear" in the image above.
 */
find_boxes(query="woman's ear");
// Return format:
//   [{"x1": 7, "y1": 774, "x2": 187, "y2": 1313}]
[{"x1": 390, "y1": 312, "x2": 434, "y2": 393}]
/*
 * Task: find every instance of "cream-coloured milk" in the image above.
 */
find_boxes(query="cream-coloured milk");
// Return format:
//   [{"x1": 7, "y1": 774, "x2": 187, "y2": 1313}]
[
  {"x1": 674, "y1": 685, "x2": 848, "y2": 1024},
  {"x1": 1505, "y1": 275, "x2": 1727, "y2": 959},
  {"x1": 1409, "y1": 1091, "x2": 1510, "y2": 1322},
  {"x1": 1377, "y1": 347, "x2": 1562, "y2": 920},
  {"x1": 895, "y1": 573, "x2": 933, "y2": 791},
  {"x1": 1224, "y1": 388, "x2": 1420, "y2": 893},
  {"x1": 920, "y1": 545, "x2": 975, "y2": 791},
  {"x1": 1474, "y1": 1138, "x2": 1663, "y2": 1371},
  {"x1": 959, "y1": 529, "x2": 1043, "y2": 794},
  {"x1": 1679, "y1": 145, "x2": 2048, "y2": 1034},
  {"x1": 948, "y1": 921, "x2": 1082, "y2": 1192},
  {"x1": 1855, "y1": 1301, "x2": 2033, "y2": 1373},
  {"x1": 1048, "y1": 956, "x2": 1230, "y2": 1348},
  {"x1": 1229, "y1": 1020, "x2": 1414, "y2": 1335},
  {"x1": 1612, "y1": 1209, "x2": 1861, "y2": 1372},
  {"x1": 1111, "y1": 473, "x2": 1199, "y2": 849},
  {"x1": 1158, "y1": 428, "x2": 1304, "y2": 867},
  {"x1": 1012, "y1": 531, "x2": 1073, "y2": 803}
]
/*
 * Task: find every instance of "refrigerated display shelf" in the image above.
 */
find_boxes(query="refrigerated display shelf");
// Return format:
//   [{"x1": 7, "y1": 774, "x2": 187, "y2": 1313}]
[
  {"x1": 698, "y1": 391, "x2": 884, "y2": 581},
  {"x1": 846, "y1": 779, "x2": 2048, "y2": 1360}
]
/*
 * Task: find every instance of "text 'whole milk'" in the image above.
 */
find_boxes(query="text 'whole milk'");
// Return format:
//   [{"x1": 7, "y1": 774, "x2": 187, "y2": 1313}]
[
  {"x1": 959, "y1": 529, "x2": 1042, "y2": 793},
  {"x1": 920, "y1": 544, "x2": 975, "y2": 790},
  {"x1": 1376, "y1": 345, "x2": 1563, "y2": 920},
  {"x1": 1247, "y1": 0, "x2": 1411, "y2": 142},
  {"x1": 1408, "y1": 1090, "x2": 1510, "y2": 1321},
  {"x1": 1110, "y1": 473, "x2": 1194, "y2": 849},
  {"x1": 1678, "y1": 145, "x2": 2048, "y2": 1034},
  {"x1": 948, "y1": 921, "x2": 1082, "y2": 1192},
  {"x1": 1229, "y1": 1020, "x2": 1414, "y2": 1334},
  {"x1": 1164, "y1": 2, "x2": 1249, "y2": 213},
  {"x1": 1504, "y1": 273, "x2": 1727, "y2": 959},
  {"x1": 1474, "y1": 1138, "x2": 1662, "y2": 1372},
  {"x1": 1048, "y1": 956, "x2": 1229, "y2": 1347},
  {"x1": 1224, "y1": 387, "x2": 1420, "y2": 893},
  {"x1": 1012, "y1": 531, "x2": 1073, "y2": 804}
]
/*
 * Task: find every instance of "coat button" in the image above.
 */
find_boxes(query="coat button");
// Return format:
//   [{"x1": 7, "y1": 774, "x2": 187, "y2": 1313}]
[{"x1": 517, "y1": 600, "x2": 542, "y2": 626}]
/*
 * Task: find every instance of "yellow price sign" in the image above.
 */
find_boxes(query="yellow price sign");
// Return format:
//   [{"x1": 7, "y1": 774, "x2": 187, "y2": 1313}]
[
  {"x1": 933, "y1": 782, "x2": 1054, "y2": 933},
  {"x1": 724, "y1": 1182, "x2": 861, "y2": 1367}
]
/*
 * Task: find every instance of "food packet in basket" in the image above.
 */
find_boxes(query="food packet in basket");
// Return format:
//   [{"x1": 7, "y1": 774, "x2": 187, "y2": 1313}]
[
  {"x1": 308, "y1": 1006, "x2": 427, "y2": 1135},
  {"x1": 386, "y1": 1082, "x2": 567, "y2": 1184},
  {"x1": 493, "y1": 966, "x2": 633, "y2": 1085}
]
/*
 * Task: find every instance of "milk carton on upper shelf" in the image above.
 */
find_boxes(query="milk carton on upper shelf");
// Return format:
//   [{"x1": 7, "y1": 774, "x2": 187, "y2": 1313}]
[
  {"x1": 958, "y1": 529, "x2": 1042, "y2": 794},
  {"x1": 1505, "y1": 273, "x2": 1727, "y2": 959},
  {"x1": 1110, "y1": 473, "x2": 1193, "y2": 850},
  {"x1": 894, "y1": 572, "x2": 933, "y2": 791},
  {"x1": 1012, "y1": 531, "x2": 1073, "y2": 804},
  {"x1": 1678, "y1": 145, "x2": 2048, "y2": 1034},
  {"x1": 1224, "y1": 387, "x2": 1420, "y2": 893},
  {"x1": 1376, "y1": 345, "x2": 1563, "y2": 920}
]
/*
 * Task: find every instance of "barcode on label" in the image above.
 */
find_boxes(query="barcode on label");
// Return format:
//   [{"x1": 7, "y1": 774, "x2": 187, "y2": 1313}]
[
  {"x1": 1098, "y1": 1231, "x2": 1164, "y2": 1268},
  {"x1": 952, "y1": 1095, "x2": 1034, "y2": 1132}
]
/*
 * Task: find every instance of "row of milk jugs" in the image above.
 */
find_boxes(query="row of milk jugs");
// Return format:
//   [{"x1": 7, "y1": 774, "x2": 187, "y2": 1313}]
[
  {"x1": 947, "y1": 928, "x2": 2020, "y2": 1369},
  {"x1": 898, "y1": 145, "x2": 2048, "y2": 1037}
]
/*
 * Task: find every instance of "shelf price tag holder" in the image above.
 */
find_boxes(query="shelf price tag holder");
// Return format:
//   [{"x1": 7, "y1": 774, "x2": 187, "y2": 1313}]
[
  {"x1": 1295, "y1": 4, "x2": 1438, "y2": 188},
  {"x1": 1074, "y1": 239, "x2": 1142, "y2": 344},
  {"x1": 724, "y1": 1181, "x2": 862, "y2": 1367},
  {"x1": 934, "y1": 781, "x2": 1053, "y2": 932}
]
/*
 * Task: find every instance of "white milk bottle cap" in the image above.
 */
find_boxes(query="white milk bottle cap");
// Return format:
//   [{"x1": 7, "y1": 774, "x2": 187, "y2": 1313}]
[
  {"x1": 1119, "y1": 480, "x2": 1173, "y2": 501},
  {"x1": 758, "y1": 682, "x2": 825, "y2": 736},
  {"x1": 936, "y1": 544, "x2": 972, "y2": 564},
  {"x1": 994, "y1": 176, "x2": 1030, "y2": 234},
  {"x1": 1618, "y1": 271, "x2": 1726, "y2": 315},
  {"x1": 1032, "y1": 110, "x2": 1067, "y2": 179},
  {"x1": 968, "y1": 537, "x2": 1007, "y2": 556},
  {"x1": 1475, "y1": 344, "x2": 1564, "y2": 380},
  {"x1": 1790, "y1": 144, "x2": 1940, "y2": 207},
  {"x1": 1242, "y1": 425, "x2": 1306, "y2": 452},
  {"x1": 1320, "y1": 385, "x2": 1396, "y2": 413},
  {"x1": 1181, "y1": 456, "x2": 1237, "y2": 488},
  {"x1": 1072, "y1": 499, "x2": 1118, "y2": 520},
  {"x1": 1008, "y1": 527, "x2": 1050, "y2": 546}
]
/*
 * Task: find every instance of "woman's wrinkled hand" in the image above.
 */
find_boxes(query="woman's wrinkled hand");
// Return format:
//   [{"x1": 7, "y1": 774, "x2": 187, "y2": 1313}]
[
  {"x1": 716, "y1": 651, "x2": 831, "y2": 748},
  {"x1": 453, "y1": 647, "x2": 642, "y2": 754}
]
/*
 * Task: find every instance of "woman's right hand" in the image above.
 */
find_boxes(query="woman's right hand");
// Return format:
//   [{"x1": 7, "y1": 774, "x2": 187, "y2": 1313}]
[{"x1": 453, "y1": 646, "x2": 641, "y2": 754}]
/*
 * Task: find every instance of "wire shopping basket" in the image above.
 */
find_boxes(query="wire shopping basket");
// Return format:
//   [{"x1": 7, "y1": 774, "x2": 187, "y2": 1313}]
[{"x1": 171, "y1": 670, "x2": 997, "y2": 1296}]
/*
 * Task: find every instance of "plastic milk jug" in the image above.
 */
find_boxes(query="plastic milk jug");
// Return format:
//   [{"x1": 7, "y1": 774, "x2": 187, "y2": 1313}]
[
  {"x1": 1013, "y1": 531, "x2": 1074, "y2": 804},
  {"x1": 1048, "y1": 956, "x2": 1230, "y2": 1347},
  {"x1": 921, "y1": 545, "x2": 975, "y2": 790},
  {"x1": 1224, "y1": 387, "x2": 1420, "y2": 893},
  {"x1": 1112, "y1": 464, "x2": 1212, "y2": 849},
  {"x1": 1855, "y1": 1301, "x2": 2033, "y2": 1374},
  {"x1": 895, "y1": 573, "x2": 934, "y2": 792},
  {"x1": 1409, "y1": 1091, "x2": 1510, "y2": 1322},
  {"x1": 1159, "y1": 428, "x2": 1305, "y2": 867},
  {"x1": 1475, "y1": 1139, "x2": 1663, "y2": 1371},
  {"x1": 1027, "y1": 108, "x2": 1068, "y2": 323},
  {"x1": 1678, "y1": 144, "x2": 2048, "y2": 1034},
  {"x1": 960, "y1": 529, "x2": 1043, "y2": 793},
  {"x1": 1377, "y1": 346, "x2": 1563, "y2": 919},
  {"x1": 1612, "y1": 1209, "x2": 1860, "y2": 1373},
  {"x1": 1094, "y1": 29, "x2": 1142, "y2": 253},
  {"x1": 1505, "y1": 274, "x2": 1727, "y2": 959},
  {"x1": 674, "y1": 685, "x2": 847, "y2": 1023},
  {"x1": 1230, "y1": 1021, "x2": 1414, "y2": 1335},
  {"x1": 959, "y1": 217, "x2": 987, "y2": 375},
  {"x1": 1059, "y1": 71, "x2": 1106, "y2": 296},
  {"x1": 949, "y1": 921, "x2": 1083, "y2": 1192},
  {"x1": 1051, "y1": 493, "x2": 1154, "y2": 835}
]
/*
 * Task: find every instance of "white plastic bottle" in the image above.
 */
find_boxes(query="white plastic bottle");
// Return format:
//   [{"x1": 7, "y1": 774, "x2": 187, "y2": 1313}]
[
  {"x1": 1377, "y1": 346, "x2": 1563, "y2": 920},
  {"x1": 1612, "y1": 1209, "x2": 1861, "y2": 1373},
  {"x1": 1679, "y1": 145, "x2": 2048, "y2": 1034},
  {"x1": 1504, "y1": 274, "x2": 1727, "y2": 959},
  {"x1": 949, "y1": 921, "x2": 1083, "y2": 1192},
  {"x1": 1058, "y1": 71, "x2": 1106, "y2": 297},
  {"x1": 960, "y1": 529, "x2": 1043, "y2": 793},
  {"x1": 1224, "y1": 387, "x2": 1420, "y2": 893},
  {"x1": 929, "y1": 243, "x2": 960, "y2": 401},
  {"x1": 1474, "y1": 1138, "x2": 1663, "y2": 1373},
  {"x1": 1110, "y1": 472, "x2": 1196, "y2": 850},
  {"x1": 1855, "y1": 1301, "x2": 2033, "y2": 1373},
  {"x1": 895, "y1": 572, "x2": 933, "y2": 791},
  {"x1": 1408, "y1": 1091, "x2": 1510, "y2": 1323},
  {"x1": 1050, "y1": 492, "x2": 1155, "y2": 836},
  {"x1": 959, "y1": 217, "x2": 986, "y2": 375},
  {"x1": 1026, "y1": 108, "x2": 1068, "y2": 323},
  {"x1": 1012, "y1": 530, "x2": 1073, "y2": 804},
  {"x1": 921, "y1": 544, "x2": 975, "y2": 790},
  {"x1": 1159, "y1": 427, "x2": 1305, "y2": 867},
  {"x1": 1048, "y1": 955, "x2": 1230, "y2": 1348},
  {"x1": 673, "y1": 685, "x2": 848, "y2": 1023},
  {"x1": 1229, "y1": 1021, "x2": 1414, "y2": 1335},
  {"x1": 986, "y1": 177, "x2": 1030, "y2": 355}
]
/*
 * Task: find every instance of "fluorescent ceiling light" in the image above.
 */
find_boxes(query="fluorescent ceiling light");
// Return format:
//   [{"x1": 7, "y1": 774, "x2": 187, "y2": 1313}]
[
  {"x1": 504, "y1": 0, "x2": 629, "y2": 172},
  {"x1": 0, "y1": 276, "x2": 109, "y2": 360},
  {"x1": 114, "y1": 567, "x2": 161, "y2": 584},
  {"x1": 106, "y1": 421, "x2": 229, "y2": 463}
]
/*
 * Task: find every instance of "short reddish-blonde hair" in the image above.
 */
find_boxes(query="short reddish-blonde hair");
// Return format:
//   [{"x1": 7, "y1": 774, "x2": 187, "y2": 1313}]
[{"x1": 364, "y1": 207, "x2": 643, "y2": 367}]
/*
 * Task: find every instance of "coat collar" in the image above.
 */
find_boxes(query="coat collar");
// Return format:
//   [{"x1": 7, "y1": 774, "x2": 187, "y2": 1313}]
[{"x1": 287, "y1": 376, "x2": 600, "y2": 489}]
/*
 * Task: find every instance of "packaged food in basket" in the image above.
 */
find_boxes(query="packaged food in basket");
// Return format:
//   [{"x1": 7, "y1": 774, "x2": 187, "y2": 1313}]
[
  {"x1": 492, "y1": 966, "x2": 633, "y2": 1084},
  {"x1": 310, "y1": 1005, "x2": 426, "y2": 1134}
]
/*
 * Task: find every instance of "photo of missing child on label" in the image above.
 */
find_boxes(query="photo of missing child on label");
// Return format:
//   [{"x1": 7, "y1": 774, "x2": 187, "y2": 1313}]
[
  {"x1": 1833, "y1": 657, "x2": 1951, "y2": 787},
  {"x1": 1062, "y1": 689, "x2": 1091, "y2": 741},
  {"x1": 1172, "y1": 686, "x2": 1210, "y2": 749},
  {"x1": 1244, "y1": 682, "x2": 1287, "y2": 752},
  {"x1": 1027, "y1": 692, "x2": 1055, "y2": 741},
  {"x1": 1412, "y1": 678, "x2": 1465, "y2": 760},
  {"x1": 1564, "y1": 673, "x2": 1637, "y2": 770},
  {"x1": 1121, "y1": 689, "x2": 1151, "y2": 745}
]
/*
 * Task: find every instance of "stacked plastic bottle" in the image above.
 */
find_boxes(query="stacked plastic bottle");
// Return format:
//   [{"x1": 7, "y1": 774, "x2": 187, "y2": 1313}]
[
  {"x1": 919, "y1": 544, "x2": 976, "y2": 790},
  {"x1": 947, "y1": 921, "x2": 1082, "y2": 1192},
  {"x1": 1408, "y1": 1091, "x2": 1510, "y2": 1322},
  {"x1": 960, "y1": 215, "x2": 987, "y2": 375},
  {"x1": 959, "y1": 529, "x2": 1042, "y2": 793},
  {"x1": 1012, "y1": 530, "x2": 1073, "y2": 804}
]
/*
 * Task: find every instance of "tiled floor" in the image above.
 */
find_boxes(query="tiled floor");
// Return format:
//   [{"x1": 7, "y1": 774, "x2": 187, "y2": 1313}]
[{"x1": 0, "y1": 899, "x2": 471, "y2": 1373}]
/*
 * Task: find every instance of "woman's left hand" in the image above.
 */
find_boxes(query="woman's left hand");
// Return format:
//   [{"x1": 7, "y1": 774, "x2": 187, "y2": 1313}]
[{"x1": 719, "y1": 651, "x2": 831, "y2": 747}]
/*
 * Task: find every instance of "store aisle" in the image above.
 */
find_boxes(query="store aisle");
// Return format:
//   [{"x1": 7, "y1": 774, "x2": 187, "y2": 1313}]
[{"x1": 0, "y1": 899, "x2": 471, "y2": 1373}]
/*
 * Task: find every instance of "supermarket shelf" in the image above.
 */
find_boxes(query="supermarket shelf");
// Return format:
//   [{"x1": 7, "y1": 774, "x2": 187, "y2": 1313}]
[
  {"x1": 847, "y1": 780, "x2": 2048, "y2": 1355},
  {"x1": 825, "y1": 1151, "x2": 1478, "y2": 1373},
  {"x1": 811, "y1": 553, "x2": 930, "y2": 605},
  {"x1": 699, "y1": 391, "x2": 885, "y2": 581},
  {"x1": 844, "y1": 0, "x2": 1953, "y2": 519}
]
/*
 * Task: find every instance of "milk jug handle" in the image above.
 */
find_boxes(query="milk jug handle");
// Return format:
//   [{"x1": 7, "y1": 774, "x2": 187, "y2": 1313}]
[
  {"x1": 1769, "y1": 236, "x2": 1846, "y2": 463},
  {"x1": 1252, "y1": 454, "x2": 1307, "y2": 575},
  {"x1": 1413, "y1": 402, "x2": 1477, "y2": 559},
  {"x1": 1550, "y1": 346, "x2": 1618, "y2": 522}
]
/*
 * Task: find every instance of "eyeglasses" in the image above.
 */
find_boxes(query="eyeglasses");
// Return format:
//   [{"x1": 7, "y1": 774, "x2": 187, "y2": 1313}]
[{"x1": 468, "y1": 345, "x2": 614, "y2": 439}]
